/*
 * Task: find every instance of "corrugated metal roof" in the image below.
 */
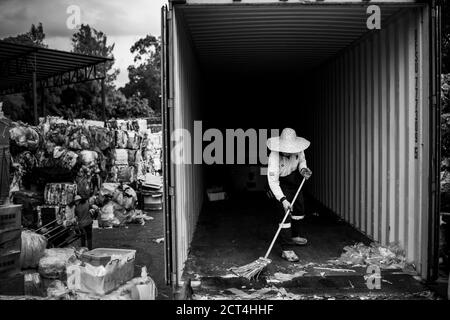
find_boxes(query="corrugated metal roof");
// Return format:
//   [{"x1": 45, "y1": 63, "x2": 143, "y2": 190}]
[
  {"x1": 0, "y1": 40, "x2": 112, "y2": 93},
  {"x1": 178, "y1": 4, "x2": 420, "y2": 72}
]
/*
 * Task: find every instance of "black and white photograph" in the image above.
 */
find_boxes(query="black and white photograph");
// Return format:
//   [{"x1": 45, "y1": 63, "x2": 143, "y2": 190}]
[{"x1": 0, "y1": 0, "x2": 448, "y2": 310}]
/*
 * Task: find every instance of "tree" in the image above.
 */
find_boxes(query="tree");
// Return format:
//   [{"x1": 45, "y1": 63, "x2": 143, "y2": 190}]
[
  {"x1": 107, "y1": 91, "x2": 154, "y2": 119},
  {"x1": 121, "y1": 35, "x2": 161, "y2": 115},
  {"x1": 71, "y1": 24, "x2": 119, "y2": 87},
  {"x1": 46, "y1": 24, "x2": 121, "y2": 120},
  {"x1": 2, "y1": 22, "x2": 47, "y2": 48}
]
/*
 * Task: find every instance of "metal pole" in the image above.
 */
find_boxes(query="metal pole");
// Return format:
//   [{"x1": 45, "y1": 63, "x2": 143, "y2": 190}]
[
  {"x1": 41, "y1": 86, "x2": 46, "y2": 118},
  {"x1": 32, "y1": 71, "x2": 38, "y2": 125},
  {"x1": 101, "y1": 78, "x2": 106, "y2": 122}
]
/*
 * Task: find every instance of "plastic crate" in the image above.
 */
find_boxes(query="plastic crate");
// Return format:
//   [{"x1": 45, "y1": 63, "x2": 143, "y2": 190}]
[
  {"x1": 68, "y1": 248, "x2": 136, "y2": 296},
  {"x1": 80, "y1": 248, "x2": 135, "y2": 267},
  {"x1": 0, "y1": 228, "x2": 21, "y2": 256},
  {"x1": 0, "y1": 205, "x2": 22, "y2": 232},
  {"x1": 143, "y1": 193, "x2": 163, "y2": 211},
  {"x1": 0, "y1": 250, "x2": 21, "y2": 278}
]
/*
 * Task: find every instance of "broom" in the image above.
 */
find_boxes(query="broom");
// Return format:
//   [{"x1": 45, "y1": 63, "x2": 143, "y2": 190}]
[{"x1": 230, "y1": 177, "x2": 307, "y2": 280}]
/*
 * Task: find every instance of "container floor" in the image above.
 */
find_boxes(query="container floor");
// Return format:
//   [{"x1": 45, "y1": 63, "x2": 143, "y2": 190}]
[{"x1": 183, "y1": 192, "x2": 440, "y2": 300}]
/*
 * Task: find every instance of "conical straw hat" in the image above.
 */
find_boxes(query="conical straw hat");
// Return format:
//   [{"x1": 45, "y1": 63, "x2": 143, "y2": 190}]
[{"x1": 267, "y1": 128, "x2": 310, "y2": 153}]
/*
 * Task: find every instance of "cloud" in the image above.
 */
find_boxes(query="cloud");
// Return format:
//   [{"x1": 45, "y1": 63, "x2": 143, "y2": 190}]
[{"x1": 0, "y1": 0, "x2": 164, "y2": 38}]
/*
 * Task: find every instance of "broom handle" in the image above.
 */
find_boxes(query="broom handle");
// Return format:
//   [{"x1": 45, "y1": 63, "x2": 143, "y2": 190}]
[{"x1": 264, "y1": 177, "x2": 306, "y2": 259}]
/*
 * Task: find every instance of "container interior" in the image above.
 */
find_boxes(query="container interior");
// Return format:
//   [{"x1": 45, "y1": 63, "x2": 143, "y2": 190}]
[{"x1": 170, "y1": 3, "x2": 430, "y2": 282}]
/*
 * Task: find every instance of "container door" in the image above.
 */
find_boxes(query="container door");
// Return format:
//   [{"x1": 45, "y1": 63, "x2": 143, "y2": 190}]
[
  {"x1": 427, "y1": 0, "x2": 442, "y2": 281},
  {"x1": 161, "y1": 4, "x2": 176, "y2": 287}
]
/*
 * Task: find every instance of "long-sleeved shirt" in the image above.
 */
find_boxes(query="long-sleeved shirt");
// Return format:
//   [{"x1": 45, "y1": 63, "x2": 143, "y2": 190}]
[{"x1": 267, "y1": 151, "x2": 307, "y2": 201}]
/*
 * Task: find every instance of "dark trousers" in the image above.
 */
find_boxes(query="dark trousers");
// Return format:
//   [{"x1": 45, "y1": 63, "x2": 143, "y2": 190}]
[
  {"x1": 80, "y1": 224, "x2": 93, "y2": 250},
  {"x1": 276, "y1": 170, "x2": 305, "y2": 251}
]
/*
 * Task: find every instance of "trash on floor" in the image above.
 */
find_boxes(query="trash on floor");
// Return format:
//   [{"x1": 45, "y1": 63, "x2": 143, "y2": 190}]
[
  {"x1": 329, "y1": 242, "x2": 408, "y2": 270},
  {"x1": 313, "y1": 267, "x2": 356, "y2": 273},
  {"x1": 20, "y1": 230, "x2": 47, "y2": 269},
  {"x1": 38, "y1": 248, "x2": 78, "y2": 279},
  {"x1": 269, "y1": 271, "x2": 307, "y2": 283}
]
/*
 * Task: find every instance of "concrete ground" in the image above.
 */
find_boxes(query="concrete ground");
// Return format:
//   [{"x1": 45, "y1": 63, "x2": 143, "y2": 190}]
[
  {"x1": 183, "y1": 192, "x2": 442, "y2": 300},
  {"x1": 92, "y1": 209, "x2": 172, "y2": 299}
]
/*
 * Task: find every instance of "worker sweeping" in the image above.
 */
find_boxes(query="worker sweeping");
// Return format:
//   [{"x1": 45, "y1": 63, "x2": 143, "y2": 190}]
[
  {"x1": 230, "y1": 128, "x2": 311, "y2": 279},
  {"x1": 267, "y1": 128, "x2": 312, "y2": 262}
]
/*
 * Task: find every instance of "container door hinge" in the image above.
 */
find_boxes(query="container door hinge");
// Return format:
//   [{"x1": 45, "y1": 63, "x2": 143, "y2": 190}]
[
  {"x1": 167, "y1": 10, "x2": 173, "y2": 21},
  {"x1": 169, "y1": 186, "x2": 175, "y2": 196},
  {"x1": 168, "y1": 98, "x2": 174, "y2": 109}
]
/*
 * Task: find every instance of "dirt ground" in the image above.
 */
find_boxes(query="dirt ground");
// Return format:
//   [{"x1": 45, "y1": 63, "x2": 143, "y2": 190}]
[{"x1": 92, "y1": 209, "x2": 172, "y2": 299}]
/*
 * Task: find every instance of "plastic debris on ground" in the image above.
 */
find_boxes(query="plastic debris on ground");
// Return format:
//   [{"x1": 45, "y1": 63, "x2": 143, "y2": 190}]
[
  {"x1": 47, "y1": 280, "x2": 69, "y2": 299},
  {"x1": 38, "y1": 248, "x2": 78, "y2": 279},
  {"x1": 328, "y1": 242, "x2": 408, "y2": 270},
  {"x1": 268, "y1": 271, "x2": 307, "y2": 283},
  {"x1": 20, "y1": 230, "x2": 47, "y2": 269},
  {"x1": 153, "y1": 238, "x2": 164, "y2": 244},
  {"x1": 24, "y1": 271, "x2": 45, "y2": 297}
]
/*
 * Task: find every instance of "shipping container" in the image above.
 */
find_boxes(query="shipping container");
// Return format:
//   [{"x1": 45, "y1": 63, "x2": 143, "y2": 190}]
[{"x1": 161, "y1": 0, "x2": 442, "y2": 287}]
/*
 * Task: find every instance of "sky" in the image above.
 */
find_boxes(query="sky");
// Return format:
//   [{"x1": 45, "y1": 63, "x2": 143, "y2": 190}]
[{"x1": 0, "y1": 0, "x2": 166, "y2": 87}]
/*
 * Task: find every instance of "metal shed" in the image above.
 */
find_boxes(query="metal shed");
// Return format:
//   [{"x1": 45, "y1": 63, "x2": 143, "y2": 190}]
[{"x1": 0, "y1": 40, "x2": 113, "y2": 123}]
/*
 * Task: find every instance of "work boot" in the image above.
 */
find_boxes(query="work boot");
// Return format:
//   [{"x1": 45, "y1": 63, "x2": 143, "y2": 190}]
[
  {"x1": 291, "y1": 237, "x2": 308, "y2": 246},
  {"x1": 281, "y1": 250, "x2": 299, "y2": 262}
]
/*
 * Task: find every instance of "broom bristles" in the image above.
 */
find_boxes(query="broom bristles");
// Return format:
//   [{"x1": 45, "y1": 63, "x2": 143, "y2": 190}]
[{"x1": 230, "y1": 257, "x2": 271, "y2": 280}]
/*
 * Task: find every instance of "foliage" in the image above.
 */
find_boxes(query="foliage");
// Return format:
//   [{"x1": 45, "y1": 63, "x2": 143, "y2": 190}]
[
  {"x1": 107, "y1": 90, "x2": 154, "y2": 119},
  {"x1": 121, "y1": 35, "x2": 161, "y2": 115},
  {"x1": 71, "y1": 24, "x2": 119, "y2": 87},
  {"x1": 2, "y1": 22, "x2": 47, "y2": 48}
]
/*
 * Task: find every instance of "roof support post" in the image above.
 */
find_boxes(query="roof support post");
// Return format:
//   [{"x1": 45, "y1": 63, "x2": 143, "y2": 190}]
[
  {"x1": 101, "y1": 78, "x2": 106, "y2": 122},
  {"x1": 32, "y1": 71, "x2": 38, "y2": 125},
  {"x1": 41, "y1": 86, "x2": 46, "y2": 118}
]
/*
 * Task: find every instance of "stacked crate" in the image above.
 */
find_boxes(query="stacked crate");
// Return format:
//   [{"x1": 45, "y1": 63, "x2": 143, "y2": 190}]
[{"x1": 0, "y1": 204, "x2": 24, "y2": 295}]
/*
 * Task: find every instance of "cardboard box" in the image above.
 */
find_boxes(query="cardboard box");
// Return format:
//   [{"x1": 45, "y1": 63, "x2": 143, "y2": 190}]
[{"x1": 207, "y1": 189, "x2": 227, "y2": 202}]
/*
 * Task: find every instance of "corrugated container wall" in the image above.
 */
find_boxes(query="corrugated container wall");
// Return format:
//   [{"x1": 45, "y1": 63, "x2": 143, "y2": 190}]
[
  {"x1": 171, "y1": 9, "x2": 204, "y2": 283},
  {"x1": 309, "y1": 7, "x2": 430, "y2": 275}
]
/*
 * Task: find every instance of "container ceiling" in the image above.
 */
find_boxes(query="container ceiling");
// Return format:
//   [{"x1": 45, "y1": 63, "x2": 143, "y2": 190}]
[{"x1": 178, "y1": 4, "x2": 420, "y2": 73}]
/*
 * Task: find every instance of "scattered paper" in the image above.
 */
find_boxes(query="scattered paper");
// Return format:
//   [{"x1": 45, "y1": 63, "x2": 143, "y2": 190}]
[
  {"x1": 314, "y1": 267, "x2": 356, "y2": 273},
  {"x1": 271, "y1": 271, "x2": 306, "y2": 282}
]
